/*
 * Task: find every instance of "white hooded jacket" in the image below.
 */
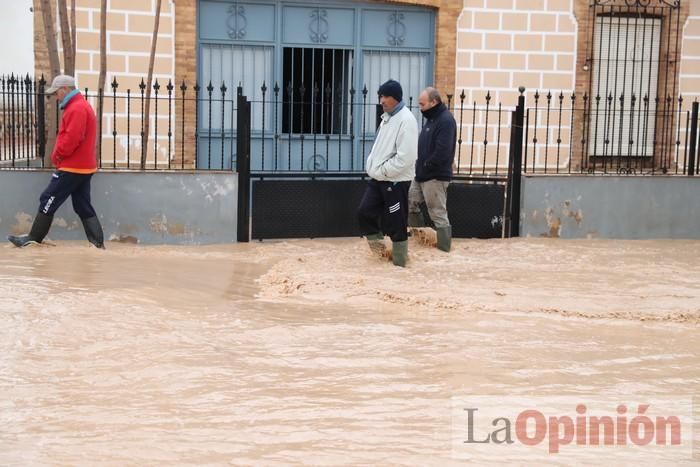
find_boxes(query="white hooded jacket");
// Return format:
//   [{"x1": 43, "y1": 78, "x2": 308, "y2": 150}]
[{"x1": 365, "y1": 104, "x2": 418, "y2": 182}]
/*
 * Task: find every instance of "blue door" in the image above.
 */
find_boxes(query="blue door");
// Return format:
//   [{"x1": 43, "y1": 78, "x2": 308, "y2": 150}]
[{"x1": 197, "y1": 0, "x2": 435, "y2": 171}]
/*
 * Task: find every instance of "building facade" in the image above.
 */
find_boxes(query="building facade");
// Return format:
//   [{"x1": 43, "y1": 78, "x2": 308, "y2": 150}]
[{"x1": 32, "y1": 0, "x2": 700, "y2": 172}]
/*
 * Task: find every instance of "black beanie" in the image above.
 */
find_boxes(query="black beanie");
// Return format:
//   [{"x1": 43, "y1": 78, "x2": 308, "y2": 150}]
[{"x1": 377, "y1": 79, "x2": 403, "y2": 102}]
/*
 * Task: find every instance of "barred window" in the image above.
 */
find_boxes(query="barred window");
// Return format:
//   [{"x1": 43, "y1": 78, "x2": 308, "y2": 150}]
[
  {"x1": 589, "y1": 14, "x2": 661, "y2": 158},
  {"x1": 200, "y1": 44, "x2": 273, "y2": 131},
  {"x1": 282, "y1": 47, "x2": 353, "y2": 135}
]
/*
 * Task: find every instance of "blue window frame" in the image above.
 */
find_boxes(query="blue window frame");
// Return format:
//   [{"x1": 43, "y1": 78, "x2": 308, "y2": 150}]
[{"x1": 197, "y1": 0, "x2": 435, "y2": 171}]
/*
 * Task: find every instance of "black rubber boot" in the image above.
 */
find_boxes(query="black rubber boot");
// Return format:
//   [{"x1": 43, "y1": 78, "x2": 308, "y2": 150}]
[
  {"x1": 7, "y1": 212, "x2": 53, "y2": 247},
  {"x1": 81, "y1": 216, "x2": 105, "y2": 249}
]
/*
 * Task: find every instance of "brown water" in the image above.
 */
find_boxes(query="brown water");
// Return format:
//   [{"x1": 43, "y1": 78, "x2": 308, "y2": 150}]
[{"x1": 0, "y1": 239, "x2": 698, "y2": 465}]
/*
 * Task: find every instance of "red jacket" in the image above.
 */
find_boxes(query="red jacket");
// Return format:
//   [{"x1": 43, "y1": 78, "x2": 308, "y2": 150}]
[{"x1": 51, "y1": 91, "x2": 97, "y2": 173}]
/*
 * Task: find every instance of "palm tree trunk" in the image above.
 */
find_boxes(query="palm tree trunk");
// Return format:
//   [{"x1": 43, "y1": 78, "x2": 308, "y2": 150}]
[{"x1": 141, "y1": 0, "x2": 162, "y2": 169}]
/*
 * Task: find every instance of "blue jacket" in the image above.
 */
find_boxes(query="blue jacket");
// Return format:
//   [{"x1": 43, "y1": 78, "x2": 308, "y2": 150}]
[{"x1": 415, "y1": 103, "x2": 457, "y2": 182}]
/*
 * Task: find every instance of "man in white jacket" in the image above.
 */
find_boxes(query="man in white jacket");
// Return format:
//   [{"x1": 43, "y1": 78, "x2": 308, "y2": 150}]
[{"x1": 357, "y1": 80, "x2": 418, "y2": 267}]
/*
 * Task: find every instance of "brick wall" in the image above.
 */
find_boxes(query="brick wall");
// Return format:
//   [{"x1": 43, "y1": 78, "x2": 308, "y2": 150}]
[
  {"x1": 173, "y1": 0, "x2": 461, "y2": 169},
  {"x1": 456, "y1": 0, "x2": 577, "y2": 171},
  {"x1": 35, "y1": 1, "x2": 460, "y2": 169},
  {"x1": 34, "y1": 0, "x2": 178, "y2": 168},
  {"x1": 680, "y1": 4, "x2": 700, "y2": 100},
  {"x1": 571, "y1": 1, "x2": 690, "y2": 172},
  {"x1": 457, "y1": 0, "x2": 577, "y2": 105},
  {"x1": 456, "y1": 0, "x2": 697, "y2": 173},
  {"x1": 679, "y1": 5, "x2": 699, "y2": 172}
]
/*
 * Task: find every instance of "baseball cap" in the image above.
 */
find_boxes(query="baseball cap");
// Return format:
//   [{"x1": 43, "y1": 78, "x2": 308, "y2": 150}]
[{"x1": 45, "y1": 75, "x2": 76, "y2": 95}]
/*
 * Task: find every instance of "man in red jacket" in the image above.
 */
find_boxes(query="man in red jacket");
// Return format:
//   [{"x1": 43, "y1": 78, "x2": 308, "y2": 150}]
[{"x1": 8, "y1": 75, "x2": 104, "y2": 248}]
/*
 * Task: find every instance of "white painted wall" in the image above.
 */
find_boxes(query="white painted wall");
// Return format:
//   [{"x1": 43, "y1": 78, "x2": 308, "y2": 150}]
[{"x1": 0, "y1": 0, "x2": 34, "y2": 75}]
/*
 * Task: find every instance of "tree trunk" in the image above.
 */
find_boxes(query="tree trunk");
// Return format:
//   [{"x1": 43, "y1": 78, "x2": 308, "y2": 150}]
[
  {"x1": 96, "y1": 0, "x2": 107, "y2": 162},
  {"x1": 57, "y1": 0, "x2": 74, "y2": 75},
  {"x1": 71, "y1": 0, "x2": 76, "y2": 67},
  {"x1": 40, "y1": 0, "x2": 61, "y2": 76},
  {"x1": 141, "y1": 0, "x2": 162, "y2": 169},
  {"x1": 40, "y1": 0, "x2": 61, "y2": 166}
]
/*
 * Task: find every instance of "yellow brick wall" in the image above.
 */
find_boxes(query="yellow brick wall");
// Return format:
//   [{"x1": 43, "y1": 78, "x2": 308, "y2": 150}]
[
  {"x1": 36, "y1": 0, "x2": 460, "y2": 168},
  {"x1": 680, "y1": 13, "x2": 700, "y2": 99},
  {"x1": 570, "y1": 1, "x2": 690, "y2": 172},
  {"x1": 456, "y1": 0, "x2": 577, "y2": 172},
  {"x1": 457, "y1": 0, "x2": 576, "y2": 104},
  {"x1": 678, "y1": 10, "x2": 700, "y2": 172},
  {"x1": 34, "y1": 0, "x2": 698, "y2": 173},
  {"x1": 35, "y1": 0, "x2": 177, "y2": 168},
  {"x1": 457, "y1": 0, "x2": 696, "y2": 173}
]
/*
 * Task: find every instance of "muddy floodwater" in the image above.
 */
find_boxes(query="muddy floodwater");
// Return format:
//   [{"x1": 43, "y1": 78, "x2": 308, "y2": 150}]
[{"x1": 0, "y1": 238, "x2": 698, "y2": 465}]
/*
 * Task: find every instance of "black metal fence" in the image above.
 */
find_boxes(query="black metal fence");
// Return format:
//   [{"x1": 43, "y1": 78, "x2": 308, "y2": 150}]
[
  {"x1": 451, "y1": 91, "x2": 518, "y2": 180},
  {"x1": 89, "y1": 77, "x2": 211, "y2": 171},
  {"x1": 0, "y1": 74, "x2": 240, "y2": 171},
  {"x1": 0, "y1": 74, "x2": 40, "y2": 167},
  {"x1": 522, "y1": 90, "x2": 699, "y2": 175},
  {"x1": 1, "y1": 73, "x2": 697, "y2": 176}
]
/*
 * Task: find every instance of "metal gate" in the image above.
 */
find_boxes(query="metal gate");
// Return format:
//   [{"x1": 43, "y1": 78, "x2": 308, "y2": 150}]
[{"x1": 236, "y1": 91, "x2": 526, "y2": 242}]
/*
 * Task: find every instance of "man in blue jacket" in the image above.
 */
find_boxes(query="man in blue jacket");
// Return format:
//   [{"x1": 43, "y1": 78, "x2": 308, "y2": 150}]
[{"x1": 408, "y1": 87, "x2": 457, "y2": 252}]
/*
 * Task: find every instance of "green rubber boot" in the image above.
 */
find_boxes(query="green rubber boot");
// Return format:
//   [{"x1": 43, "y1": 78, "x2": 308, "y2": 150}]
[
  {"x1": 436, "y1": 226, "x2": 452, "y2": 252},
  {"x1": 391, "y1": 240, "x2": 408, "y2": 267},
  {"x1": 366, "y1": 233, "x2": 387, "y2": 257}
]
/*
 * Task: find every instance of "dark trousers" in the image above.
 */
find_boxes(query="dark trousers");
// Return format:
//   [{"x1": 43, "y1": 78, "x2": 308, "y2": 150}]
[
  {"x1": 357, "y1": 179, "x2": 411, "y2": 242},
  {"x1": 39, "y1": 171, "x2": 97, "y2": 219}
]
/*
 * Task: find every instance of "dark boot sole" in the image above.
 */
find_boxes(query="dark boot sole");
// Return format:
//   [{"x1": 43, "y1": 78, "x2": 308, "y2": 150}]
[{"x1": 7, "y1": 235, "x2": 39, "y2": 248}]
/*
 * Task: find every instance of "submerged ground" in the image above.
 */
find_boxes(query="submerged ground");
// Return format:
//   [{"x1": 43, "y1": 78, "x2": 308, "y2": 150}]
[{"x1": 0, "y1": 237, "x2": 698, "y2": 464}]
